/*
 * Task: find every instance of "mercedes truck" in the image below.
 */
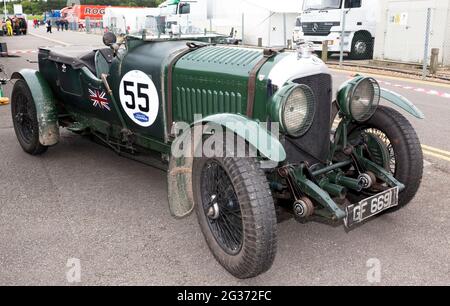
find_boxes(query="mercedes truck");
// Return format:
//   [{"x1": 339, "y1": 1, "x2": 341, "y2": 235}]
[{"x1": 294, "y1": 0, "x2": 380, "y2": 59}]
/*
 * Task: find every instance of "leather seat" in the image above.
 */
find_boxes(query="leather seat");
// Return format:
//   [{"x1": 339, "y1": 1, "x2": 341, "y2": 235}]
[{"x1": 40, "y1": 46, "x2": 114, "y2": 75}]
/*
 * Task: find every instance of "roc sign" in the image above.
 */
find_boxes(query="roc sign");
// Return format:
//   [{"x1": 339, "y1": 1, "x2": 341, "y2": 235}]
[{"x1": 75, "y1": 5, "x2": 107, "y2": 20}]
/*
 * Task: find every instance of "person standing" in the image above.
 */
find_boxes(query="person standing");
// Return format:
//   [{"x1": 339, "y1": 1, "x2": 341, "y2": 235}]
[
  {"x1": 13, "y1": 18, "x2": 20, "y2": 35},
  {"x1": 46, "y1": 19, "x2": 52, "y2": 33},
  {"x1": 6, "y1": 18, "x2": 13, "y2": 36},
  {"x1": 19, "y1": 18, "x2": 26, "y2": 35}
]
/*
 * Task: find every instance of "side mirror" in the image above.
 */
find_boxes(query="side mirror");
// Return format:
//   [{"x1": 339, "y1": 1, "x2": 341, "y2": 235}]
[{"x1": 103, "y1": 32, "x2": 117, "y2": 47}]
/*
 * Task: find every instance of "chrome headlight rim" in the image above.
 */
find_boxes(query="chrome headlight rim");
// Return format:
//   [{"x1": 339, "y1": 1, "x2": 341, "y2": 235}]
[
  {"x1": 279, "y1": 84, "x2": 316, "y2": 138},
  {"x1": 348, "y1": 77, "x2": 381, "y2": 122}
]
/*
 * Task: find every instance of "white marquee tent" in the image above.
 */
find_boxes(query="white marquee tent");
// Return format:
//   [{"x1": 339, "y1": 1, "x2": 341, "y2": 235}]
[{"x1": 208, "y1": 0, "x2": 303, "y2": 47}]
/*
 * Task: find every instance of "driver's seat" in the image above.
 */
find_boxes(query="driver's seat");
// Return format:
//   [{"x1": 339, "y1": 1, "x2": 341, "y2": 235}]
[
  {"x1": 42, "y1": 46, "x2": 114, "y2": 77},
  {"x1": 94, "y1": 48, "x2": 114, "y2": 78}
]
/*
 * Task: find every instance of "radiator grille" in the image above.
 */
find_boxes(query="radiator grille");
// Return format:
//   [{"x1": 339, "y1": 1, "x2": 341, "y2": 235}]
[
  {"x1": 174, "y1": 87, "x2": 244, "y2": 122},
  {"x1": 302, "y1": 22, "x2": 340, "y2": 36},
  {"x1": 285, "y1": 74, "x2": 333, "y2": 164}
]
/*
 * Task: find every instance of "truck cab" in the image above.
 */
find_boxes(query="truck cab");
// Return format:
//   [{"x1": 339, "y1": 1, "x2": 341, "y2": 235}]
[
  {"x1": 294, "y1": 0, "x2": 379, "y2": 59},
  {"x1": 158, "y1": 0, "x2": 197, "y2": 35}
]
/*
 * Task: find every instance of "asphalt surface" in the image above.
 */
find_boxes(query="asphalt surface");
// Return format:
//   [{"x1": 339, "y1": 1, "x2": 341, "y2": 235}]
[{"x1": 0, "y1": 28, "x2": 449, "y2": 286}]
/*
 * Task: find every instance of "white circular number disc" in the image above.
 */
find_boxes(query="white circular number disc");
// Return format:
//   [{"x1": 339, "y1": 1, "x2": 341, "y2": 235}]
[{"x1": 119, "y1": 70, "x2": 159, "y2": 127}]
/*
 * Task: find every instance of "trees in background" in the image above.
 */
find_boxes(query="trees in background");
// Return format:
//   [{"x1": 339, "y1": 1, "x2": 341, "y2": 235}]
[{"x1": 4, "y1": 0, "x2": 165, "y2": 16}]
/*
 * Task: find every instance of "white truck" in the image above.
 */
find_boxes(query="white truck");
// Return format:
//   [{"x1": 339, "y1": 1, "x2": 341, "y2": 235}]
[
  {"x1": 158, "y1": 0, "x2": 206, "y2": 35},
  {"x1": 294, "y1": 0, "x2": 379, "y2": 59}
]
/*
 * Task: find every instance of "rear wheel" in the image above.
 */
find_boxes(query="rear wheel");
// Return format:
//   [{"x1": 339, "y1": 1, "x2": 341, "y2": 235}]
[
  {"x1": 11, "y1": 79, "x2": 48, "y2": 155},
  {"x1": 193, "y1": 154, "x2": 277, "y2": 279},
  {"x1": 350, "y1": 106, "x2": 423, "y2": 210}
]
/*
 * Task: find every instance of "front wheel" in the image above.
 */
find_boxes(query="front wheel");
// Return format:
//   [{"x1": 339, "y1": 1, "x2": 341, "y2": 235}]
[
  {"x1": 350, "y1": 106, "x2": 423, "y2": 210},
  {"x1": 193, "y1": 155, "x2": 277, "y2": 279}
]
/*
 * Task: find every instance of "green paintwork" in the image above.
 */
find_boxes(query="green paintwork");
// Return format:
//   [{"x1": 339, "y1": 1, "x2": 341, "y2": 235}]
[
  {"x1": 267, "y1": 82, "x2": 297, "y2": 133},
  {"x1": 328, "y1": 172, "x2": 362, "y2": 191},
  {"x1": 337, "y1": 77, "x2": 359, "y2": 118},
  {"x1": 80, "y1": 67, "x2": 129, "y2": 130},
  {"x1": 329, "y1": 117, "x2": 350, "y2": 160},
  {"x1": 358, "y1": 156, "x2": 405, "y2": 191},
  {"x1": 312, "y1": 160, "x2": 353, "y2": 177},
  {"x1": 160, "y1": 0, "x2": 180, "y2": 7},
  {"x1": 172, "y1": 46, "x2": 260, "y2": 122},
  {"x1": 172, "y1": 46, "x2": 286, "y2": 122},
  {"x1": 79, "y1": 67, "x2": 103, "y2": 87},
  {"x1": 319, "y1": 179, "x2": 347, "y2": 199},
  {"x1": 288, "y1": 165, "x2": 346, "y2": 220},
  {"x1": 301, "y1": 114, "x2": 407, "y2": 221},
  {"x1": 380, "y1": 88, "x2": 425, "y2": 119},
  {"x1": 17, "y1": 39, "x2": 420, "y2": 224},
  {"x1": 11, "y1": 69, "x2": 59, "y2": 146},
  {"x1": 166, "y1": 111, "x2": 288, "y2": 219},
  {"x1": 114, "y1": 40, "x2": 190, "y2": 141},
  {"x1": 364, "y1": 132, "x2": 391, "y2": 170},
  {"x1": 191, "y1": 113, "x2": 286, "y2": 162}
]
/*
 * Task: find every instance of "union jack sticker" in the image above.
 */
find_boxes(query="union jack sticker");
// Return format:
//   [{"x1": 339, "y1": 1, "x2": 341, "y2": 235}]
[{"x1": 88, "y1": 88, "x2": 111, "y2": 111}]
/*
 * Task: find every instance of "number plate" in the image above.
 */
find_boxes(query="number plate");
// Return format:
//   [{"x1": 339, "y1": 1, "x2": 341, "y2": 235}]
[{"x1": 344, "y1": 187, "x2": 399, "y2": 228}]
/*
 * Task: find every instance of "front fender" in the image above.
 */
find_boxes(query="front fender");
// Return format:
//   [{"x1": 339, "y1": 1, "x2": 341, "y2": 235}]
[
  {"x1": 11, "y1": 69, "x2": 59, "y2": 146},
  {"x1": 381, "y1": 88, "x2": 425, "y2": 119},
  {"x1": 193, "y1": 113, "x2": 287, "y2": 163},
  {"x1": 167, "y1": 114, "x2": 286, "y2": 219}
]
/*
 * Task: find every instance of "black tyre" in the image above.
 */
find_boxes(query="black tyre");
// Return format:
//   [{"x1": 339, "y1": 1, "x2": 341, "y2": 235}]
[
  {"x1": 350, "y1": 33, "x2": 373, "y2": 60},
  {"x1": 350, "y1": 106, "x2": 423, "y2": 210},
  {"x1": 11, "y1": 79, "x2": 48, "y2": 155},
  {"x1": 193, "y1": 154, "x2": 277, "y2": 279}
]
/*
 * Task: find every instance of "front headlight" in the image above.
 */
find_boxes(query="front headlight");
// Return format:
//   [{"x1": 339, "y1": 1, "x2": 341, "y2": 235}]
[
  {"x1": 269, "y1": 84, "x2": 316, "y2": 137},
  {"x1": 338, "y1": 77, "x2": 380, "y2": 122}
]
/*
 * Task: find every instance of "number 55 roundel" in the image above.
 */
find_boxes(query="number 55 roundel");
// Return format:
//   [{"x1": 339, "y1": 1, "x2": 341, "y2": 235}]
[{"x1": 119, "y1": 70, "x2": 159, "y2": 127}]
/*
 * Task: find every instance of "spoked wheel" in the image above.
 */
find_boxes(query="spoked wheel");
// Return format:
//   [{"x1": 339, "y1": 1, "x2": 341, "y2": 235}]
[
  {"x1": 11, "y1": 79, "x2": 48, "y2": 155},
  {"x1": 200, "y1": 160, "x2": 243, "y2": 255},
  {"x1": 193, "y1": 153, "x2": 277, "y2": 279},
  {"x1": 350, "y1": 106, "x2": 423, "y2": 210},
  {"x1": 362, "y1": 127, "x2": 397, "y2": 175}
]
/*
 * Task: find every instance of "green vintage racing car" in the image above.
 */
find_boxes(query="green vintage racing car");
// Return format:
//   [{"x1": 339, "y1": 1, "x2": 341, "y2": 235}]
[{"x1": 10, "y1": 31, "x2": 424, "y2": 279}]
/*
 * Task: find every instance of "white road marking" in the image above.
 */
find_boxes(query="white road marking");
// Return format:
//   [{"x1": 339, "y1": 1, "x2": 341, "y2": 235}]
[
  {"x1": 28, "y1": 32, "x2": 72, "y2": 46},
  {"x1": 8, "y1": 49, "x2": 38, "y2": 54}
]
